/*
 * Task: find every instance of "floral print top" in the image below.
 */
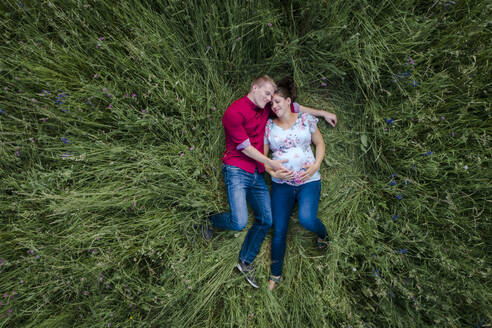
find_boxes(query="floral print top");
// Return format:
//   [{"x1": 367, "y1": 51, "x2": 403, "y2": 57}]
[{"x1": 264, "y1": 112, "x2": 320, "y2": 186}]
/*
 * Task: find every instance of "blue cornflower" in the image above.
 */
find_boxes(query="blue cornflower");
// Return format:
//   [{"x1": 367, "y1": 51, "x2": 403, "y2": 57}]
[
  {"x1": 389, "y1": 180, "x2": 396, "y2": 186},
  {"x1": 391, "y1": 173, "x2": 397, "y2": 178},
  {"x1": 373, "y1": 268, "x2": 380, "y2": 278},
  {"x1": 396, "y1": 194, "x2": 402, "y2": 200},
  {"x1": 384, "y1": 118, "x2": 393, "y2": 124},
  {"x1": 422, "y1": 151, "x2": 432, "y2": 156},
  {"x1": 399, "y1": 248, "x2": 407, "y2": 254},
  {"x1": 411, "y1": 80, "x2": 418, "y2": 87},
  {"x1": 61, "y1": 137, "x2": 70, "y2": 145},
  {"x1": 392, "y1": 214, "x2": 399, "y2": 221},
  {"x1": 0, "y1": 109, "x2": 4, "y2": 114}
]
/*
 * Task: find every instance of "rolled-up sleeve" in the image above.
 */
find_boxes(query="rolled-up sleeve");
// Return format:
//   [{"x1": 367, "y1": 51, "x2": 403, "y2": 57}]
[
  {"x1": 223, "y1": 109, "x2": 250, "y2": 149},
  {"x1": 292, "y1": 102, "x2": 300, "y2": 113}
]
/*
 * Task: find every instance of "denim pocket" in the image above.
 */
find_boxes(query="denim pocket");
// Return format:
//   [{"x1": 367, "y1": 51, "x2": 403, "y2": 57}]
[{"x1": 224, "y1": 165, "x2": 247, "y2": 186}]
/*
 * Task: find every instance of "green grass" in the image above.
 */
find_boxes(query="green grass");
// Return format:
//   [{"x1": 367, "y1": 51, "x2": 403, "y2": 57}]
[{"x1": 0, "y1": 0, "x2": 490, "y2": 327}]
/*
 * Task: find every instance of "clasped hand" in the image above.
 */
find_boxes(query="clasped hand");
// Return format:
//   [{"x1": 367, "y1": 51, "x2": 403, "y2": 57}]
[{"x1": 299, "y1": 163, "x2": 319, "y2": 182}]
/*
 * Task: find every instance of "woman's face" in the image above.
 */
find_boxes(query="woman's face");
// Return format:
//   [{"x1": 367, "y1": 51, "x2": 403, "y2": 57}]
[{"x1": 271, "y1": 94, "x2": 291, "y2": 118}]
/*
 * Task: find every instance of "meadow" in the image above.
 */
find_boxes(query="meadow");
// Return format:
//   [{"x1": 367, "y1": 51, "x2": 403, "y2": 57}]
[{"x1": 0, "y1": 0, "x2": 490, "y2": 327}]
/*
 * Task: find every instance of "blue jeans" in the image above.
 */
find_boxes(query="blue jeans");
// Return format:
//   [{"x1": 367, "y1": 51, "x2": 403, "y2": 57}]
[
  {"x1": 270, "y1": 180, "x2": 327, "y2": 277},
  {"x1": 211, "y1": 164, "x2": 272, "y2": 264}
]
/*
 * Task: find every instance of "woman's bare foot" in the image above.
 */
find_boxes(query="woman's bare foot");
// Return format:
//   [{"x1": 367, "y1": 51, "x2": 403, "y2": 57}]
[{"x1": 269, "y1": 276, "x2": 281, "y2": 290}]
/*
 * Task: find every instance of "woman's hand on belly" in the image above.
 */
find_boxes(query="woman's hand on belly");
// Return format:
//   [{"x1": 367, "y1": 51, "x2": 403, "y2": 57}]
[
  {"x1": 273, "y1": 167, "x2": 295, "y2": 181},
  {"x1": 299, "y1": 163, "x2": 320, "y2": 182}
]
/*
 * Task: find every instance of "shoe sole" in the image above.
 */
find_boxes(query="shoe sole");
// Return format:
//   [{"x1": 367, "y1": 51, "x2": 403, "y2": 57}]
[
  {"x1": 201, "y1": 225, "x2": 214, "y2": 240},
  {"x1": 236, "y1": 264, "x2": 259, "y2": 288}
]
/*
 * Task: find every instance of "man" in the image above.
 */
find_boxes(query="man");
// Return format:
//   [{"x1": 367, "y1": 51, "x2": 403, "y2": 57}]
[{"x1": 205, "y1": 75, "x2": 337, "y2": 288}]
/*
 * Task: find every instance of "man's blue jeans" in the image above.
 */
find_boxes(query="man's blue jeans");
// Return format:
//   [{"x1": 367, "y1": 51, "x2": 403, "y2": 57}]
[
  {"x1": 270, "y1": 180, "x2": 327, "y2": 277},
  {"x1": 211, "y1": 164, "x2": 272, "y2": 264}
]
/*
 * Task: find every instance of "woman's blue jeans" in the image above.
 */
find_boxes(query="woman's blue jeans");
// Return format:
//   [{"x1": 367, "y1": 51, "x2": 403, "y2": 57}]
[
  {"x1": 270, "y1": 180, "x2": 327, "y2": 277},
  {"x1": 211, "y1": 165, "x2": 272, "y2": 264}
]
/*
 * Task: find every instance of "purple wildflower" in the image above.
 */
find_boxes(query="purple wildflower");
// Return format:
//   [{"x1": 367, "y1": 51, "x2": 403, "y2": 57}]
[
  {"x1": 141, "y1": 109, "x2": 147, "y2": 114},
  {"x1": 389, "y1": 181, "x2": 396, "y2": 186},
  {"x1": 189, "y1": 146, "x2": 194, "y2": 151},
  {"x1": 107, "y1": 104, "x2": 112, "y2": 109},
  {"x1": 61, "y1": 137, "x2": 70, "y2": 145},
  {"x1": 321, "y1": 82, "x2": 327, "y2": 87},
  {"x1": 267, "y1": 23, "x2": 272, "y2": 27},
  {"x1": 384, "y1": 118, "x2": 393, "y2": 124},
  {"x1": 399, "y1": 248, "x2": 408, "y2": 254},
  {"x1": 180, "y1": 153, "x2": 184, "y2": 157},
  {"x1": 8, "y1": 308, "x2": 12, "y2": 314},
  {"x1": 99, "y1": 36, "x2": 104, "y2": 41},
  {"x1": 27, "y1": 249, "x2": 35, "y2": 255},
  {"x1": 396, "y1": 194, "x2": 402, "y2": 200},
  {"x1": 35, "y1": 255, "x2": 40, "y2": 259},
  {"x1": 93, "y1": 73, "x2": 98, "y2": 79},
  {"x1": 103, "y1": 88, "x2": 107, "y2": 93},
  {"x1": 391, "y1": 173, "x2": 397, "y2": 178},
  {"x1": 464, "y1": 165, "x2": 469, "y2": 170},
  {"x1": 131, "y1": 93, "x2": 136, "y2": 98},
  {"x1": 211, "y1": 107, "x2": 216, "y2": 111},
  {"x1": 15, "y1": 151, "x2": 20, "y2": 157},
  {"x1": 321, "y1": 76, "x2": 327, "y2": 80},
  {"x1": 206, "y1": 45, "x2": 211, "y2": 50},
  {"x1": 451, "y1": 131, "x2": 455, "y2": 137},
  {"x1": 41, "y1": 117, "x2": 47, "y2": 122},
  {"x1": 3, "y1": 294, "x2": 7, "y2": 298}
]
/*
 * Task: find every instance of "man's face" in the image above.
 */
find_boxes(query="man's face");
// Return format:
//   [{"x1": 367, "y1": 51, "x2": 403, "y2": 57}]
[{"x1": 252, "y1": 82, "x2": 275, "y2": 108}]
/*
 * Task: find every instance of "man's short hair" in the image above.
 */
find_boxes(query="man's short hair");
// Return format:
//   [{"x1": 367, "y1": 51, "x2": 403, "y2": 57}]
[{"x1": 250, "y1": 75, "x2": 276, "y2": 91}]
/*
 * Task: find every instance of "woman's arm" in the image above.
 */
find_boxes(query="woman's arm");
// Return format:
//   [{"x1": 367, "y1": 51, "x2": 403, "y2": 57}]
[
  {"x1": 299, "y1": 127, "x2": 325, "y2": 182},
  {"x1": 299, "y1": 104, "x2": 337, "y2": 127}
]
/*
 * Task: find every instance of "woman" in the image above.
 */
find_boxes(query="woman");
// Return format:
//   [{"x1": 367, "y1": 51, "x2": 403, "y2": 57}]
[{"x1": 264, "y1": 77, "x2": 329, "y2": 291}]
